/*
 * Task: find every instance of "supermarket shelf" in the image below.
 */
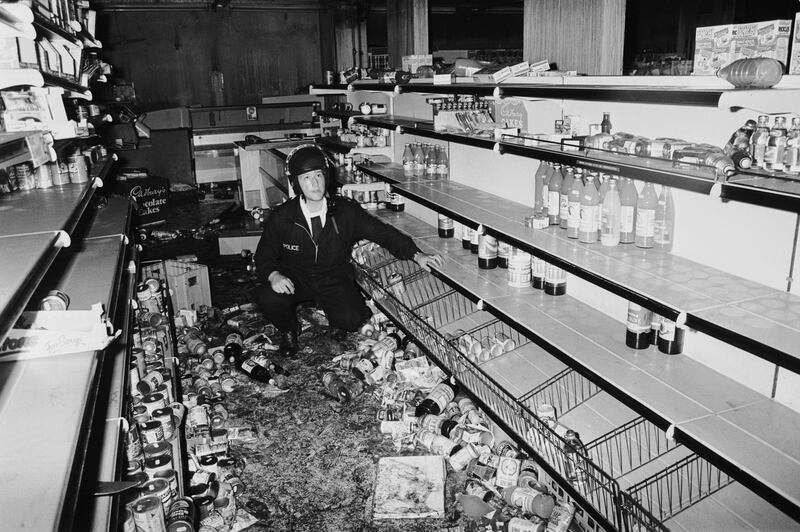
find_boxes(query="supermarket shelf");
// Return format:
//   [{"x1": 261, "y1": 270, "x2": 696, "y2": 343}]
[
  {"x1": 41, "y1": 71, "x2": 90, "y2": 97},
  {"x1": 53, "y1": 134, "x2": 101, "y2": 158},
  {"x1": 0, "y1": 231, "x2": 129, "y2": 531},
  {"x1": 0, "y1": 180, "x2": 100, "y2": 238},
  {"x1": 354, "y1": 115, "x2": 800, "y2": 213},
  {"x1": 361, "y1": 164, "x2": 800, "y2": 375},
  {"x1": 33, "y1": 14, "x2": 81, "y2": 45},
  {"x1": 85, "y1": 195, "x2": 134, "y2": 241},
  {"x1": 374, "y1": 208, "x2": 800, "y2": 522},
  {"x1": 315, "y1": 109, "x2": 361, "y2": 121},
  {"x1": 0, "y1": 2, "x2": 35, "y2": 40},
  {"x1": 317, "y1": 135, "x2": 393, "y2": 158},
  {"x1": 0, "y1": 231, "x2": 65, "y2": 345}
]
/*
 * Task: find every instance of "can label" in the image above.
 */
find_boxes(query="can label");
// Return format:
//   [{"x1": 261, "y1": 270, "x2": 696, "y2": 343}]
[
  {"x1": 626, "y1": 303, "x2": 653, "y2": 333},
  {"x1": 507, "y1": 260, "x2": 531, "y2": 287}
]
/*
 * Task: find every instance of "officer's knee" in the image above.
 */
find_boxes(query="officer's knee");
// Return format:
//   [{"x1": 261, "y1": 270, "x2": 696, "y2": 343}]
[{"x1": 331, "y1": 305, "x2": 371, "y2": 332}]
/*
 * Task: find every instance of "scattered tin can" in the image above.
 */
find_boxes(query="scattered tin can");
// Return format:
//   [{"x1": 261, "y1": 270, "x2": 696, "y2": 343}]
[
  {"x1": 141, "y1": 478, "x2": 173, "y2": 517},
  {"x1": 139, "y1": 420, "x2": 165, "y2": 445},
  {"x1": 39, "y1": 289, "x2": 70, "y2": 311},
  {"x1": 152, "y1": 408, "x2": 175, "y2": 440},
  {"x1": 144, "y1": 455, "x2": 173, "y2": 478},
  {"x1": 166, "y1": 495, "x2": 196, "y2": 532},
  {"x1": 131, "y1": 495, "x2": 166, "y2": 532},
  {"x1": 68, "y1": 152, "x2": 89, "y2": 184},
  {"x1": 154, "y1": 469, "x2": 179, "y2": 499}
]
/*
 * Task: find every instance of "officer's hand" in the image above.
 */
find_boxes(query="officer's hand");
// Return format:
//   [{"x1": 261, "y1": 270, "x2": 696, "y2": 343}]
[
  {"x1": 414, "y1": 252, "x2": 444, "y2": 272},
  {"x1": 269, "y1": 272, "x2": 295, "y2": 295}
]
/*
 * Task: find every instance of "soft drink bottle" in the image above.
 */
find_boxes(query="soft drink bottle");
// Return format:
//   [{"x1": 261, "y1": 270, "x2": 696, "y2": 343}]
[
  {"x1": 402, "y1": 143, "x2": 414, "y2": 176},
  {"x1": 654, "y1": 186, "x2": 675, "y2": 251},
  {"x1": 436, "y1": 145, "x2": 449, "y2": 179},
  {"x1": 425, "y1": 145, "x2": 437, "y2": 177},
  {"x1": 751, "y1": 115, "x2": 770, "y2": 169},
  {"x1": 566, "y1": 171, "x2": 583, "y2": 239},
  {"x1": 600, "y1": 179, "x2": 621, "y2": 247},
  {"x1": 559, "y1": 167, "x2": 575, "y2": 229},
  {"x1": 619, "y1": 178, "x2": 637, "y2": 244},
  {"x1": 600, "y1": 112, "x2": 612, "y2": 134},
  {"x1": 635, "y1": 182, "x2": 658, "y2": 248},
  {"x1": 415, "y1": 378, "x2": 459, "y2": 417},
  {"x1": 765, "y1": 116, "x2": 788, "y2": 172},
  {"x1": 533, "y1": 161, "x2": 549, "y2": 215},
  {"x1": 785, "y1": 117, "x2": 800, "y2": 174},
  {"x1": 547, "y1": 164, "x2": 563, "y2": 225},
  {"x1": 563, "y1": 430, "x2": 588, "y2": 484},
  {"x1": 595, "y1": 173, "x2": 608, "y2": 235},
  {"x1": 412, "y1": 143, "x2": 424, "y2": 177},
  {"x1": 578, "y1": 173, "x2": 600, "y2": 244}
]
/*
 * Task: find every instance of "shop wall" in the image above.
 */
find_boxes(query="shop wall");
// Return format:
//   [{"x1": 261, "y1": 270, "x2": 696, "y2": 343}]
[{"x1": 98, "y1": 10, "x2": 324, "y2": 110}]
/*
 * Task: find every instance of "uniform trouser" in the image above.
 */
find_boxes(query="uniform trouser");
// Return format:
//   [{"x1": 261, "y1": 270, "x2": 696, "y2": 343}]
[{"x1": 256, "y1": 270, "x2": 372, "y2": 333}]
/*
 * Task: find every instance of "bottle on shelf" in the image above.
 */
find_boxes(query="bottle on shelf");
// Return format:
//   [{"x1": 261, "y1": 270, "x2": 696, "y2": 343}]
[
  {"x1": 600, "y1": 112, "x2": 612, "y2": 134},
  {"x1": 578, "y1": 173, "x2": 600, "y2": 244},
  {"x1": 478, "y1": 233, "x2": 498, "y2": 270},
  {"x1": 470, "y1": 226, "x2": 480, "y2": 254},
  {"x1": 547, "y1": 164, "x2": 563, "y2": 226},
  {"x1": 595, "y1": 173, "x2": 608, "y2": 235},
  {"x1": 785, "y1": 117, "x2": 800, "y2": 175},
  {"x1": 619, "y1": 178, "x2": 638, "y2": 244},
  {"x1": 635, "y1": 182, "x2": 657, "y2": 248},
  {"x1": 531, "y1": 256, "x2": 546, "y2": 289},
  {"x1": 388, "y1": 188, "x2": 405, "y2": 211},
  {"x1": 625, "y1": 302, "x2": 653, "y2": 349},
  {"x1": 415, "y1": 378, "x2": 459, "y2": 417},
  {"x1": 543, "y1": 263, "x2": 567, "y2": 296},
  {"x1": 751, "y1": 115, "x2": 770, "y2": 169},
  {"x1": 425, "y1": 145, "x2": 437, "y2": 177},
  {"x1": 533, "y1": 161, "x2": 550, "y2": 216},
  {"x1": 436, "y1": 145, "x2": 449, "y2": 179},
  {"x1": 600, "y1": 178, "x2": 621, "y2": 247},
  {"x1": 653, "y1": 186, "x2": 675, "y2": 251},
  {"x1": 563, "y1": 429, "x2": 588, "y2": 485},
  {"x1": 566, "y1": 171, "x2": 583, "y2": 239},
  {"x1": 412, "y1": 143, "x2": 425, "y2": 177},
  {"x1": 765, "y1": 116, "x2": 788, "y2": 172},
  {"x1": 461, "y1": 224, "x2": 472, "y2": 250},
  {"x1": 657, "y1": 318, "x2": 685, "y2": 355},
  {"x1": 724, "y1": 119, "x2": 756, "y2": 170},
  {"x1": 559, "y1": 167, "x2": 575, "y2": 230},
  {"x1": 402, "y1": 143, "x2": 414, "y2": 176},
  {"x1": 437, "y1": 214, "x2": 454, "y2": 238}
]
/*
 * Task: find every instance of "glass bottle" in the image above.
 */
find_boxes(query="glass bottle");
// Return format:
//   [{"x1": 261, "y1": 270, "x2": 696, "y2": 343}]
[
  {"x1": 425, "y1": 144, "x2": 437, "y2": 177},
  {"x1": 437, "y1": 145, "x2": 449, "y2": 179},
  {"x1": 751, "y1": 115, "x2": 770, "y2": 169},
  {"x1": 653, "y1": 186, "x2": 675, "y2": 251},
  {"x1": 600, "y1": 179, "x2": 621, "y2": 247},
  {"x1": 559, "y1": 167, "x2": 575, "y2": 229},
  {"x1": 785, "y1": 117, "x2": 800, "y2": 175},
  {"x1": 635, "y1": 182, "x2": 658, "y2": 248},
  {"x1": 412, "y1": 143, "x2": 424, "y2": 177},
  {"x1": 415, "y1": 378, "x2": 459, "y2": 417},
  {"x1": 595, "y1": 173, "x2": 608, "y2": 237},
  {"x1": 402, "y1": 143, "x2": 414, "y2": 176},
  {"x1": 563, "y1": 430, "x2": 588, "y2": 485},
  {"x1": 566, "y1": 170, "x2": 583, "y2": 239},
  {"x1": 578, "y1": 173, "x2": 600, "y2": 244},
  {"x1": 600, "y1": 112, "x2": 612, "y2": 134},
  {"x1": 437, "y1": 214, "x2": 454, "y2": 238},
  {"x1": 765, "y1": 116, "x2": 788, "y2": 172},
  {"x1": 547, "y1": 164, "x2": 563, "y2": 225}
]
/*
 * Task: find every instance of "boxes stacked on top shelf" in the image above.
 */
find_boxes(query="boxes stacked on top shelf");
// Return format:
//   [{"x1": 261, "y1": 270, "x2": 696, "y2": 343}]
[{"x1": 693, "y1": 18, "x2": 792, "y2": 75}]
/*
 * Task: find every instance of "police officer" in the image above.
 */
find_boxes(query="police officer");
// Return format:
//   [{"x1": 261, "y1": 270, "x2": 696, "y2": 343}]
[{"x1": 254, "y1": 144, "x2": 442, "y2": 355}]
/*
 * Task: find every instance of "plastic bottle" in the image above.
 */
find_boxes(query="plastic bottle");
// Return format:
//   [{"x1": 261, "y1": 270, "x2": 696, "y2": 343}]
[
  {"x1": 785, "y1": 117, "x2": 800, "y2": 174},
  {"x1": 438, "y1": 214, "x2": 454, "y2": 238},
  {"x1": 559, "y1": 168, "x2": 574, "y2": 229},
  {"x1": 751, "y1": 115, "x2": 770, "y2": 169},
  {"x1": 600, "y1": 112, "x2": 612, "y2": 134},
  {"x1": 547, "y1": 164, "x2": 562, "y2": 226},
  {"x1": 765, "y1": 116, "x2": 788, "y2": 172},
  {"x1": 533, "y1": 161, "x2": 550, "y2": 216},
  {"x1": 578, "y1": 173, "x2": 600, "y2": 244},
  {"x1": 653, "y1": 186, "x2": 675, "y2": 251},
  {"x1": 619, "y1": 178, "x2": 638, "y2": 244},
  {"x1": 635, "y1": 182, "x2": 658, "y2": 248},
  {"x1": 415, "y1": 378, "x2": 459, "y2": 417},
  {"x1": 402, "y1": 143, "x2": 414, "y2": 176},
  {"x1": 566, "y1": 172, "x2": 583, "y2": 239},
  {"x1": 600, "y1": 179, "x2": 621, "y2": 247}
]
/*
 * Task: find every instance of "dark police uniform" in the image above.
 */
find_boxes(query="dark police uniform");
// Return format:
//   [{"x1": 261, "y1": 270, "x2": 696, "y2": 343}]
[{"x1": 254, "y1": 195, "x2": 420, "y2": 333}]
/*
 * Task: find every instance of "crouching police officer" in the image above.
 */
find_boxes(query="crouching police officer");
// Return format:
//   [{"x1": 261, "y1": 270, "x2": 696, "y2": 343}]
[{"x1": 254, "y1": 144, "x2": 443, "y2": 355}]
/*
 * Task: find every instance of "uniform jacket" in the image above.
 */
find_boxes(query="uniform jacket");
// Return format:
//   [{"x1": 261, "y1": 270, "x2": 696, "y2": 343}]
[{"x1": 255, "y1": 196, "x2": 420, "y2": 281}]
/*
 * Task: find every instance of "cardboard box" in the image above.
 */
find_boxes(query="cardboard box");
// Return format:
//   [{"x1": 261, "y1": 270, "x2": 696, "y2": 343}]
[
  {"x1": 790, "y1": 13, "x2": 800, "y2": 74},
  {"x1": 402, "y1": 54, "x2": 432, "y2": 75},
  {"x1": 731, "y1": 19, "x2": 791, "y2": 66},
  {"x1": 0, "y1": 37, "x2": 39, "y2": 69},
  {"x1": 693, "y1": 24, "x2": 732, "y2": 75}
]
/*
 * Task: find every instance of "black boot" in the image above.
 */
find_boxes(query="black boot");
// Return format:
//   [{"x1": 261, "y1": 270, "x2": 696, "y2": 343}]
[{"x1": 279, "y1": 329, "x2": 299, "y2": 356}]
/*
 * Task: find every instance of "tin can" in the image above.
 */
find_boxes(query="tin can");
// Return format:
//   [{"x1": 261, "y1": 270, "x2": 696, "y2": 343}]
[
  {"x1": 142, "y1": 392, "x2": 167, "y2": 415},
  {"x1": 194, "y1": 495, "x2": 215, "y2": 520},
  {"x1": 166, "y1": 495, "x2": 195, "y2": 531},
  {"x1": 139, "y1": 420, "x2": 165, "y2": 445},
  {"x1": 144, "y1": 455, "x2": 173, "y2": 478},
  {"x1": 143, "y1": 440, "x2": 172, "y2": 460},
  {"x1": 152, "y1": 408, "x2": 175, "y2": 440},
  {"x1": 122, "y1": 507, "x2": 136, "y2": 532},
  {"x1": 39, "y1": 289, "x2": 70, "y2": 311},
  {"x1": 507, "y1": 249, "x2": 532, "y2": 287},
  {"x1": 14, "y1": 162, "x2": 36, "y2": 190},
  {"x1": 68, "y1": 153, "x2": 89, "y2": 183},
  {"x1": 199, "y1": 455, "x2": 219, "y2": 476},
  {"x1": 449, "y1": 442, "x2": 480, "y2": 471},
  {"x1": 137, "y1": 370, "x2": 164, "y2": 396},
  {"x1": 131, "y1": 495, "x2": 166, "y2": 532},
  {"x1": 50, "y1": 161, "x2": 70, "y2": 186},
  {"x1": 141, "y1": 478, "x2": 173, "y2": 517},
  {"x1": 154, "y1": 469, "x2": 178, "y2": 499},
  {"x1": 155, "y1": 381, "x2": 174, "y2": 404},
  {"x1": 35, "y1": 163, "x2": 53, "y2": 188}
]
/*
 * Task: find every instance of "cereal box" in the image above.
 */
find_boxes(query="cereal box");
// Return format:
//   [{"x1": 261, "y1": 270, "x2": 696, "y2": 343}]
[
  {"x1": 731, "y1": 19, "x2": 791, "y2": 68},
  {"x1": 693, "y1": 24, "x2": 732, "y2": 75},
  {"x1": 789, "y1": 13, "x2": 800, "y2": 74}
]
